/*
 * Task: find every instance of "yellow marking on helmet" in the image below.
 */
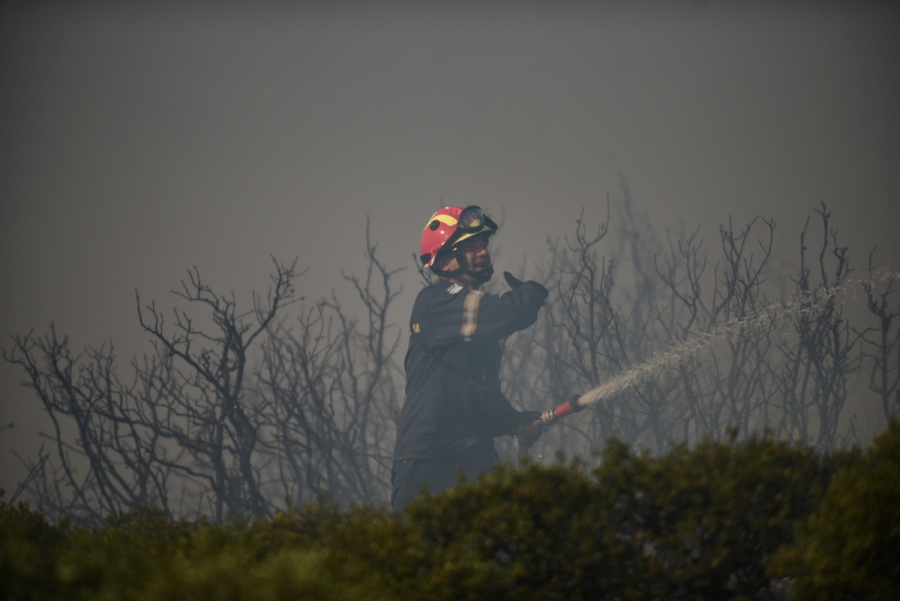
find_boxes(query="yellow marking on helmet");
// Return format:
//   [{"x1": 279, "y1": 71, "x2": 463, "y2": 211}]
[{"x1": 422, "y1": 213, "x2": 459, "y2": 233}]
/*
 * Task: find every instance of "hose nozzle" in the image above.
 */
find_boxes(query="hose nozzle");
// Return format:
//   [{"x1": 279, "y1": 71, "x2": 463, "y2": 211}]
[{"x1": 533, "y1": 394, "x2": 585, "y2": 427}]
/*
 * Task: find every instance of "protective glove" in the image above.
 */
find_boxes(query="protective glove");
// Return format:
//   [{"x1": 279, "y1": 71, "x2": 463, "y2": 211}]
[
  {"x1": 502, "y1": 271, "x2": 526, "y2": 289},
  {"x1": 516, "y1": 409, "x2": 542, "y2": 425},
  {"x1": 503, "y1": 272, "x2": 549, "y2": 301},
  {"x1": 517, "y1": 422, "x2": 544, "y2": 450},
  {"x1": 515, "y1": 410, "x2": 544, "y2": 450}
]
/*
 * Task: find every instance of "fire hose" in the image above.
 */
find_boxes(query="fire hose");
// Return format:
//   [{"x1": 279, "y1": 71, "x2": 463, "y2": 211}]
[
  {"x1": 517, "y1": 394, "x2": 585, "y2": 455},
  {"x1": 530, "y1": 394, "x2": 586, "y2": 429}
]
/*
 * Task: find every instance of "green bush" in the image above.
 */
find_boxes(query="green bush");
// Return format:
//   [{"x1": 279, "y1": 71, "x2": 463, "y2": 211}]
[
  {"x1": 1, "y1": 501, "x2": 395, "y2": 601},
  {"x1": 375, "y1": 433, "x2": 847, "y2": 601},
  {"x1": 57, "y1": 529, "x2": 390, "y2": 601},
  {"x1": 1, "y1": 429, "x2": 886, "y2": 601},
  {"x1": 590, "y1": 433, "x2": 848, "y2": 600},
  {"x1": 770, "y1": 420, "x2": 900, "y2": 600},
  {"x1": 1, "y1": 500, "x2": 69, "y2": 600}
]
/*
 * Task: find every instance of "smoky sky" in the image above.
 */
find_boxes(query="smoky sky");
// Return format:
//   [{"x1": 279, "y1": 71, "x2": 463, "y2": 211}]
[{"x1": 1, "y1": 0, "x2": 899, "y2": 492}]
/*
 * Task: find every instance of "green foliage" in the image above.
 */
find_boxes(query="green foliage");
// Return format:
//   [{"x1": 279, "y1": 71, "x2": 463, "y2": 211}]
[
  {"x1": 2, "y1": 500, "x2": 395, "y2": 601},
  {"x1": 55, "y1": 522, "x2": 391, "y2": 601},
  {"x1": 401, "y1": 456, "x2": 637, "y2": 601},
  {"x1": 1, "y1": 430, "x2": 890, "y2": 600},
  {"x1": 592, "y1": 433, "x2": 846, "y2": 600},
  {"x1": 1, "y1": 500, "x2": 69, "y2": 600},
  {"x1": 770, "y1": 420, "x2": 900, "y2": 600},
  {"x1": 377, "y1": 435, "x2": 846, "y2": 601}
]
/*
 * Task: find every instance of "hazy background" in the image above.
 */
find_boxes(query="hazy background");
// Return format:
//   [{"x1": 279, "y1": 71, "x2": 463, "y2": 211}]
[{"x1": 2, "y1": 0, "x2": 899, "y2": 496}]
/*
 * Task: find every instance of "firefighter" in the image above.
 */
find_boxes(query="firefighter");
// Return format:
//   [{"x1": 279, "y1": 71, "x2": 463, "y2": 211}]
[{"x1": 391, "y1": 205, "x2": 548, "y2": 512}]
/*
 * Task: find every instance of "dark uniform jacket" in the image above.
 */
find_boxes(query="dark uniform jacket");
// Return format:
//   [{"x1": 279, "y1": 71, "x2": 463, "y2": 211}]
[{"x1": 393, "y1": 278, "x2": 547, "y2": 462}]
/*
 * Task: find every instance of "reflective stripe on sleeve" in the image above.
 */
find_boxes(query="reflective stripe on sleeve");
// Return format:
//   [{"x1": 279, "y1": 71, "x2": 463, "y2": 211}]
[{"x1": 460, "y1": 290, "x2": 484, "y2": 341}]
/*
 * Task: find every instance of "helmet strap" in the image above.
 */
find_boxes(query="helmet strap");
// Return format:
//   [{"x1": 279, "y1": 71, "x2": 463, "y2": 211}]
[
  {"x1": 436, "y1": 247, "x2": 493, "y2": 283},
  {"x1": 431, "y1": 248, "x2": 465, "y2": 279}
]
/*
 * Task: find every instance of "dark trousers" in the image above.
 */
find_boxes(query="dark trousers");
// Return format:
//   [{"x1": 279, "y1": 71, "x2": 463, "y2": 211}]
[{"x1": 391, "y1": 441, "x2": 499, "y2": 513}]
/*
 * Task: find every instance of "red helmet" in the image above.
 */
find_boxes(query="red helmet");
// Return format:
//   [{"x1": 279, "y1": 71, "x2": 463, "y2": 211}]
[{"x1": 420, "y1": 205, "x2": 498, "y2": 268}]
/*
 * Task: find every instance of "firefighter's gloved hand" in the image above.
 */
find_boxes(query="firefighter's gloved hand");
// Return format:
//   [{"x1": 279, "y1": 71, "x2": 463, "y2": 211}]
[
  {"x1": 503, "y1": 272, "x2": 549, "y2": 302},
  {"x1": 517, "y1": 409, "x2": 542, "y2": 425},
  {"x1": 516, "y1": 410, "x2": 544, "y2": 450},
  {"x1": 503, "y1": 271, "x2": 525, "y2": 289},
  {"x1": 517, "y1": 422, "x2": 544, "y2": 450}
]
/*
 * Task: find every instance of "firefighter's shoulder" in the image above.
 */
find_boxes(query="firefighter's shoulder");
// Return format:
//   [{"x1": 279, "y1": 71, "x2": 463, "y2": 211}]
[{"x1": 445, "y1": 282, "x2": 465, "y2": 295}]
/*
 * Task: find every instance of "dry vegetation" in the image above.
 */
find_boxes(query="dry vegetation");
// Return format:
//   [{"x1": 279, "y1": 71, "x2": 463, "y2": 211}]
[{"x1": 3, "y1": 200, "x2": 898, "y2": 524}]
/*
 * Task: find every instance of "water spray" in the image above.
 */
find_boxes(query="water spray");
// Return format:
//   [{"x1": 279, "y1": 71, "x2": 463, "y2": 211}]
[{"x1": 529, "y1": 266, "x2": 900, "y2": 426}]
